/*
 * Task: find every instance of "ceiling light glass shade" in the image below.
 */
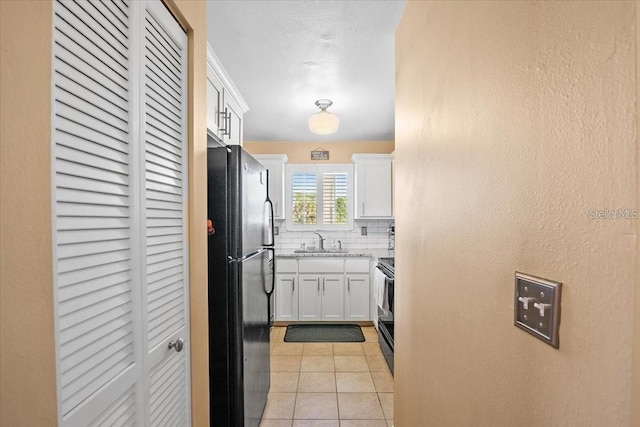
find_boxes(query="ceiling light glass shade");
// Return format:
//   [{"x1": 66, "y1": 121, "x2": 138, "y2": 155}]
[
  {"x1": 308, "y1": 99, "x2": 339, "y2": 135},
  {"x1": 308, "y1": 110, "x2": 340, "y2": 135}
]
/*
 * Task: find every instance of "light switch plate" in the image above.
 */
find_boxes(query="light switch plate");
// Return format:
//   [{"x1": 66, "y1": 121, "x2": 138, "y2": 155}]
[
  {"x1": 361, "y1": 226, "x2": 367, "y2": 236},
  {"x1": 274, "y1": 226, "x2": 279, "y2": 236},
  {"x1": 514, "y1": 272, "x2": 562, "y2": 348}
]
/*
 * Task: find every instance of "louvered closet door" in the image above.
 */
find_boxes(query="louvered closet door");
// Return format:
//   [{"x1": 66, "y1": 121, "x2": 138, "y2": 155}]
[
  {"x1": 52, "y1": 1, "x2": 140, "y2": 425},
  {"x1": 52, "y1": 1, "x2": 189, "y2": 426},
  {"x1": 140, "y1": 3, "x2": 190, "y2": 426}
]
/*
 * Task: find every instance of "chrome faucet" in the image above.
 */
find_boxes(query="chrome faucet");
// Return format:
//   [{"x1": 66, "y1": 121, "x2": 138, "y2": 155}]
[{"x1": 313, "y1": 232, "x2": 325, "y2": 251}]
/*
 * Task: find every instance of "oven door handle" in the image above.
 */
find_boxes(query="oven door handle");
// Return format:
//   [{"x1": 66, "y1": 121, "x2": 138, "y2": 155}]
[
  {"x1": 376, "y1": 265, "x2": 394, "y2": 281},
  {"x1": 376, "y1": 265, "x2": 393, "y2": 276}
]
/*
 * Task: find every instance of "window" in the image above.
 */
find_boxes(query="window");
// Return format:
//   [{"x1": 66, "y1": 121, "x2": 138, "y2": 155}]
[{"x1": 286, "y1": 164, "x2": 353, "y2": 230}]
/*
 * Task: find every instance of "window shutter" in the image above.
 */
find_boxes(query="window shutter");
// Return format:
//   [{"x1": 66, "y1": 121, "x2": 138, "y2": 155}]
[
  {"x1": 52, "y1": 0, "x2": 138, "y2": 424},
  {"x1": 322, "y1": 172, "x2": 348, "y2": 225},
  {"x1": 287, "y1": 165, "x2": 353, "y2": 230},
  {"x1": 291, "y1": 172, "x2": 317, "y2": 225}
]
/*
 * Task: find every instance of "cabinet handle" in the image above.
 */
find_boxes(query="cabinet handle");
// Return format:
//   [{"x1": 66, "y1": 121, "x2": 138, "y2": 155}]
[
  {"x1": 323, "y1": 278, "x2": 325, "y2": 293},
  {"x1": 348, "y1": 277, "x2": 350, "y2": 293},
  {"x1": 219, "y1": 108, "x2": 231, "y2": 137},
  {"x1": 218, "y1": 109, "x2": 227, "y2": 134},
  {"x1": 362, "y1": 202, "x2": 365, "y2": 216},
  {"x1": 317, "y1": 278, "x2": 320, "y2": 295},
  {"x1": 292, "y1": 277, "x2": 295, "y2": 292},
  {"x1": 275, "y1": 202, "x2": 278, "y2": 216}
]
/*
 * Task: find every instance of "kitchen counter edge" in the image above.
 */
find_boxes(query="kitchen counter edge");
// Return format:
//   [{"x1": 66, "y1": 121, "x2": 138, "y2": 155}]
[{"x1": 275, "y1": 250, "x2": 394, "y2": 259}]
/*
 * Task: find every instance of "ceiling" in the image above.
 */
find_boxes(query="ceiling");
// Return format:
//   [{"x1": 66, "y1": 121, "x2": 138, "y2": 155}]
[{"x1": 206, "y1": 0, "x2": 406, "y2": 142}]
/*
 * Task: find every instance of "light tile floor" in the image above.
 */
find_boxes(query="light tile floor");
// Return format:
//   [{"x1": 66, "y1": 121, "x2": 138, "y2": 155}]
[{"x1": 261, "y1": 326, "x2": 394, "y2": 427}]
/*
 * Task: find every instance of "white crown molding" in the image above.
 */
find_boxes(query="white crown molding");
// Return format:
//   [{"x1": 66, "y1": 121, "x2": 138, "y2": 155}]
[
  {"x1": 351, "y1": 153, "x2": 393, "y2": 162},
  {"x1": 207, "y1": 43, "x2": 250, "y2": 113}
]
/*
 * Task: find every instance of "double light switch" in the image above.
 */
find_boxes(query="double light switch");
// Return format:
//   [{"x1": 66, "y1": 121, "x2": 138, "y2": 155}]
[{"x1": 514, "y1": 272, "x2": 562, "y2": 348}]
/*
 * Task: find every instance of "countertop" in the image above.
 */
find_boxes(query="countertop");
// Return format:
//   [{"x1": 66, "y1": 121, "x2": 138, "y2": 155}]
[{"x1": 276, "y1": 249, "x2": 394, "y2": 260}]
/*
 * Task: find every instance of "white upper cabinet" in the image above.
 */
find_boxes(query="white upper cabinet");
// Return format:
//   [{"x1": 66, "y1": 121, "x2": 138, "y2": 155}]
[
  {"x1": 206, "y1": 44, "x2": 248, "y2": 145},
  {"x1": 352, "y1": 154, "x2": 394, "y2": 219},
  {"x1": 254, "y1": 154, "x2": 288, "y2": 219}
]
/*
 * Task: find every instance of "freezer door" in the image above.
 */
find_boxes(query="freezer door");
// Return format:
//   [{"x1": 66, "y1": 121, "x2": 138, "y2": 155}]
[
  {"x1": 239, "y1": 250, "x2": 271, "y2": 427},
  {"x1": 239, "y1": 149, "x2": 270, "y2": 253}
]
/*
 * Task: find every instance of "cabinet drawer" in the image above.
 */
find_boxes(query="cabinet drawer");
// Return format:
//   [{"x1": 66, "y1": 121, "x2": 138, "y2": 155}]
[
  {"x1": 298, "y1": 258, "x2": 344, "y2": 273},
  {"x1": 345, "y1": 258, "x2": 370, "y2": 273},
  {"x1": 276, "y1": 258, "x2": 298, "y2": 273}
]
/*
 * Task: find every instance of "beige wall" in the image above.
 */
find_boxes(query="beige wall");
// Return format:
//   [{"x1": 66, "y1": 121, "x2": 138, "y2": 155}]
[
  {"x1": 635, "y1": 3, "x2": 640, "y2": 425},
  {"x1": 244, "y1": 140, "x2": 394, "y2": 163},
  {"x1": 395, "y1": 1, "x2": 637, "y2": 426},
  {"x1": 0, "y1": 1, "x2": 210, "y2": 425},
  {"x1": 0, "y1": 1, "x2": 56, "y2": 425}
]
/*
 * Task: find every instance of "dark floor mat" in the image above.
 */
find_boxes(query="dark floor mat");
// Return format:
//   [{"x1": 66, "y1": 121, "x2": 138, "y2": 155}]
[{"x1": 283, "y1": 324, "x2": 365, "y2": 342}]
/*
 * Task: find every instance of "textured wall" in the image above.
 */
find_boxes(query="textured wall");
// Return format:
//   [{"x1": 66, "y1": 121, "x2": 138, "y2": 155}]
[
  {"x1": 394, "y1": 1, "x2": 636, "y2": 425},
  {"x1": 245, "y1": 140, "x2": 394, "y2": 163}
]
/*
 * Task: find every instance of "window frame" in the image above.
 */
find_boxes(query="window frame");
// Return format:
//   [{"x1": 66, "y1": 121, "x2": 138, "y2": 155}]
[{"x1": 285, "y1": 163, "x2": 354, "y2": 231}]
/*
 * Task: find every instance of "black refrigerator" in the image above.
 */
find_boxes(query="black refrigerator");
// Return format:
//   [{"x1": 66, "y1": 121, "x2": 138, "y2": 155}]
[{"x1": 207, "y1": 143, "x2": 275, "y2": 427}]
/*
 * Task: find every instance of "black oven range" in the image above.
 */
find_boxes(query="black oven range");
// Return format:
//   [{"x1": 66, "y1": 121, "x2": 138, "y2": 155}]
[{"x1": 376, "y1": 257, "x2": 394, "y2": 374}]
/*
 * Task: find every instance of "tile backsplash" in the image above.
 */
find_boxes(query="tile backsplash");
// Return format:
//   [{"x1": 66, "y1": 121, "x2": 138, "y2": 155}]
[{"x1": 274, "y1": 219, "x2": 395, "y2": 252}]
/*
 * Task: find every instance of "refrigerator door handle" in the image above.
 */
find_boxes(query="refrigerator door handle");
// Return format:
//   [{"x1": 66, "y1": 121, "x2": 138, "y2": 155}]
[
  {"x1": 228, "y1": 248, "x2": 267, "y2": 264},
  {"x1": 264, "y1": 198, "x2": 275, "y2": 247},
  {"x1": 265, "y1": 247, "x2": 275, "y2": 295}
]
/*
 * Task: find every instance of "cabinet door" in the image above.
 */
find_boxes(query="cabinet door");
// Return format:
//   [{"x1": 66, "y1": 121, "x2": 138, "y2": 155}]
[
  {"x1": 362, "y1": 162, "x2": 392, "y2": 217},
  {"x1": 223, "y1": 94, "x2": 243, "y2": 146},
  {"x1": 275, "y1": 274, "x2": 298, "y2": 321},
  {"x1": 255, "y1": 159, "x2": 282, "y2": 219},
  {"x1": 262, "y1": 160, "x2": 285, "y2": 219},
  {"x1": 299, "y1": 275, "x2": 321, "y2": 320},
  {"x1": 265, "y1": 163, "x2": 278, "y2": 218},
  {"x1": 321, "y1": 275, "x2": 344, "y2": 321},
  {"x1": 206, "y1": 66, "x2": 224, "y2": 138},
  {"x1": 357, "y1": 160, "x2": 392, "y2": 218},
  {"x1": 345, "y1": 275, "x2": 370, "y2": 320}
]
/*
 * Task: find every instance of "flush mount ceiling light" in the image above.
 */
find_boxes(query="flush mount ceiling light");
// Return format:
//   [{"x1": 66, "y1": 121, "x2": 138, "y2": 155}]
[{"x1": 308, "y1": 99, "x2": 340, "y2": 135}]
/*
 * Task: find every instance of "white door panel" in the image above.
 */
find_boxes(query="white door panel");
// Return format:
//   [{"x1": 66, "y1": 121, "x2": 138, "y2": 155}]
[{"x1": 52, "y1": 1, "x2": 189, "y2": 425}]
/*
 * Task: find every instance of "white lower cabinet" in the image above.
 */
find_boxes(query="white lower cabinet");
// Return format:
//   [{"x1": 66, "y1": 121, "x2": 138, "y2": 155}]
[
  {"x1": 345, "y1": 274, "x2": 370, "y2": 320},
  {"x1": 344, "y1": 258, "x2": 371, "y2": 321},
  {"x1": 275, "y1": 274, "x2": 298, "y2": 321},
  {"x1": 298, "y1": 274, "x2": 345, "y2": 320},
  {"x1": 321, "y1": 275, "x2": 345, "y2": 320},
  {"x1": 275, "y1": 259, "x2": 298, "y2": 321},
  {"x1": 299, "y1": 275, "x2": 323, "y2": 320},
  {"x1": 275, "y1": 257, "x2": 371, "y2": 322}
]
